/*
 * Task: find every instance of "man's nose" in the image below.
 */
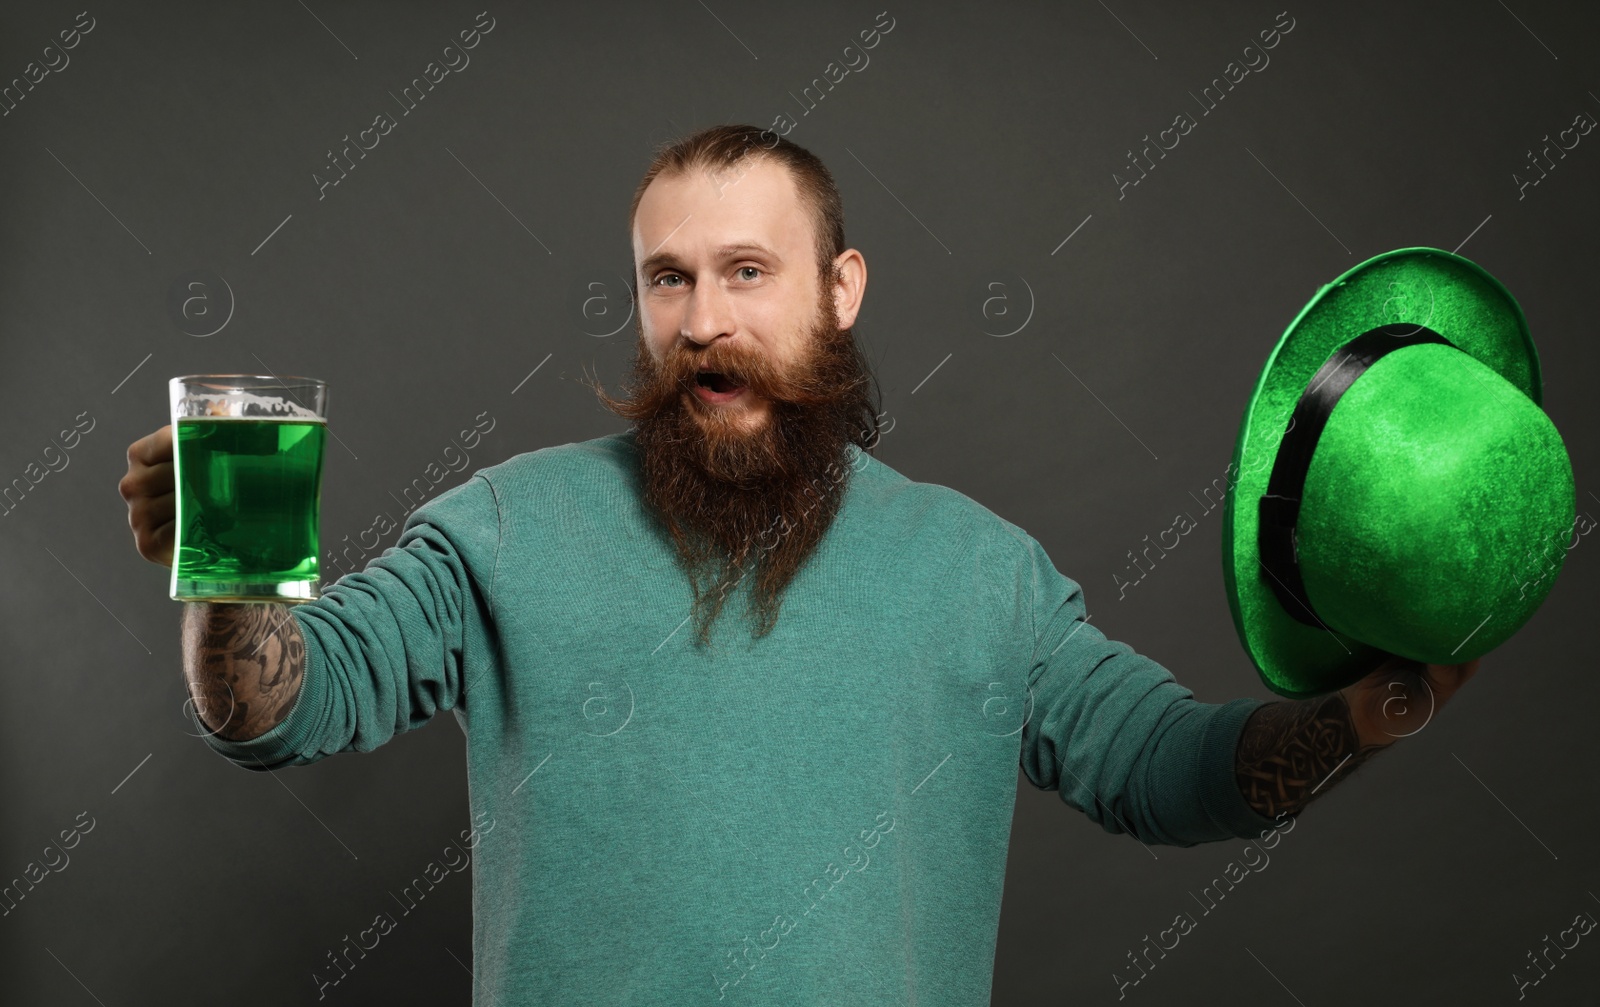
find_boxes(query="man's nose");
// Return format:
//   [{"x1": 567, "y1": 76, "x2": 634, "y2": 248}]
[{"x1": 682, "y1": 281, "x2": 737, "y2": 346}]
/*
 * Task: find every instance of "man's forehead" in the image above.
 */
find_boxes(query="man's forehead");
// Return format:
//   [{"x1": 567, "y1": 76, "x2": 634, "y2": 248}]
[{"x1": 632, "y1": 160, "x2": 806, "y2": 265}]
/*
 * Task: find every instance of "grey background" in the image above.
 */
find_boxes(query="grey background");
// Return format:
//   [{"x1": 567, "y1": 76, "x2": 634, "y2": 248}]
[{"x1": 2, "y1": 1, "x2": 1596, "y2": 1004}]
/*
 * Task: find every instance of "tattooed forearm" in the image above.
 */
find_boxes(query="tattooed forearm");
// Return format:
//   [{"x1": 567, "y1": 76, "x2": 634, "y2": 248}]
[
  {"x1": 1233, "y1": 694, "x2": 1388, "y2": 820},
  {"x1": 181, "y1": 602, "x2": 306, "y2": 742}
]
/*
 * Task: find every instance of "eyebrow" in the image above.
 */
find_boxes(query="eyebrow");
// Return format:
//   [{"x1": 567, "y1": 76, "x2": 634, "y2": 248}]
[{"x1": 639, "y1": 242, "x2": 784, "y2": 279}]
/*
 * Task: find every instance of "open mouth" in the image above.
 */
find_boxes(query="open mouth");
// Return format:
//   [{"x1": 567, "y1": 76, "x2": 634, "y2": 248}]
[{"x1": 695, "y1": 371, "x2": 745, "y2": 394}]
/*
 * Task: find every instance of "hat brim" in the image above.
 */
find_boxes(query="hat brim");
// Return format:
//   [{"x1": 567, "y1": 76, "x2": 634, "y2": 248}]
[{"x1": 1222, "y1": 247, "x2": 1542, "y2": 698}]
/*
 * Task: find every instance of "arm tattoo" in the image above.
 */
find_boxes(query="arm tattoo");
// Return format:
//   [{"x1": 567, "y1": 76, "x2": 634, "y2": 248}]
[
  {"x1": 182, "y1": 602, "x2": 306, "y2": 743},
  {"x1": 1233, "y1": 694, "x2": 1387, "y2": 820}
]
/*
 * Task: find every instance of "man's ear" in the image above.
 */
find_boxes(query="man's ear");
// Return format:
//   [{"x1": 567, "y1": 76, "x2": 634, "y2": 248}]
[{"x1": 832, "y1": 249, "x2": 867, "y2": 329}]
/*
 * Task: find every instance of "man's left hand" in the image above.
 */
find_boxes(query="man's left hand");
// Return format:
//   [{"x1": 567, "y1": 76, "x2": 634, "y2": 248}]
[{"x1": 1338, "y1": 653, "x2": 1482, "y2": 749}]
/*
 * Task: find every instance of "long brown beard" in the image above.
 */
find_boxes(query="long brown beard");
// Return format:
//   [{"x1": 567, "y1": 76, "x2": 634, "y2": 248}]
[{"x1": 590, "y1": 275, "x2": 880, "y2": 648}]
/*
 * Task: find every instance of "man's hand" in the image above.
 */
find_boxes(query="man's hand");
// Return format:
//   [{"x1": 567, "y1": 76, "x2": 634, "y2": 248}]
[
  {"x1": 119, "y1": 424, "x2": 176, "y2": 567},
  {"x1": 1235, "y1": 653, "x2": 1482, "y2": 820},
  {"x1": 1338, "y1": 653, "x2": 1482, "y2": 750}
]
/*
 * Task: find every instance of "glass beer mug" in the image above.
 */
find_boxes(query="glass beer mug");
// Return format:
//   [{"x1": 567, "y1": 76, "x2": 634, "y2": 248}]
[{"x1": 168, "y1": 375, "x2": 328, "y2": 602}]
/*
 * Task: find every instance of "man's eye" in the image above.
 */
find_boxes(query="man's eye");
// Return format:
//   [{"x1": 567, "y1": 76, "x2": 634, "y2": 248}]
[
  {"x1": 738, "y1": 266, "x2": 761, "y2": 281},
  {"x1": 655, "y1": 273, "x2": 684, "y2": 288}
]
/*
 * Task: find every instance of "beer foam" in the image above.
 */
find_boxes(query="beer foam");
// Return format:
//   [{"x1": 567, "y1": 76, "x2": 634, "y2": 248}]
[{"x1": 179, "y1": 389, "x2": 322, "y2": 420}]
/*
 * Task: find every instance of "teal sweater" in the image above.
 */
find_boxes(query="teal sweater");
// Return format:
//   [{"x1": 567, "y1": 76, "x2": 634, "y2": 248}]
[{"x1": 202, "y1": 430, "x2": 1279, "y2": 1005}]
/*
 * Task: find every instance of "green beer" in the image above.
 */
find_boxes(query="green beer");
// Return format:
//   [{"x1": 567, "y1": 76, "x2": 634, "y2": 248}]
[{"x1": 171, "y1": 416, "x2": 327, "y2": 601}]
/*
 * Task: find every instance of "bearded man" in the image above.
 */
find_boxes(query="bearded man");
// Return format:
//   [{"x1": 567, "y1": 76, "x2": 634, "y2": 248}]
[
  {"x1": 119, "y1": 124, "x2": 1469, "y2": 1005},
  {"x1": 591, "y1": 133, "x2": 884, "y2": 645}
]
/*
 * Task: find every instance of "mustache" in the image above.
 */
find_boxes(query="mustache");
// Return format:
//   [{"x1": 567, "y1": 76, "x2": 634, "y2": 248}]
[
  {"x1": 589, "y1": 287, "x2": 874, "y2": 425},
  {"x1": 655, "y1": 336, "x2": 864, "y2": 411},
  {"x1": 670, "y1": 349, "x2": 772, "y2": 396}
]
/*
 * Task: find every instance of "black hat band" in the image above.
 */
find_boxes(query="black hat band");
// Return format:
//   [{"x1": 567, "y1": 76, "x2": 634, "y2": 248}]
[{"x1": 1257, "y1": 323, "x2": 1459, "y2": 630}]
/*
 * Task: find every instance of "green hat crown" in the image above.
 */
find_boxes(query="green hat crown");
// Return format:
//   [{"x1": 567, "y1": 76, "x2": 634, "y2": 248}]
[{"x1": 1224, "y1": 249, "x2": 1575, "y2": 698}]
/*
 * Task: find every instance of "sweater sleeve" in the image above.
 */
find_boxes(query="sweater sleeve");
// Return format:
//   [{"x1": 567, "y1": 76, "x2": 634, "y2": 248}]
[
  {"x1": 197, "y1": 474, "x2": 502, "y2": 772},
  {"x1": 1013, "y1": 531, "x2": 1282, "y2": 846}
]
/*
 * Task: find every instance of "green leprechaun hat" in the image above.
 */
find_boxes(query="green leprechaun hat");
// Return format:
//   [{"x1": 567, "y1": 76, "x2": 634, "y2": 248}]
[{"x1": 1222, "y1": 247, "x2": 1574, "y2": 699}]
